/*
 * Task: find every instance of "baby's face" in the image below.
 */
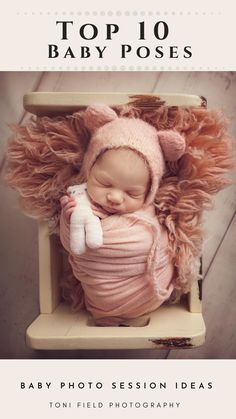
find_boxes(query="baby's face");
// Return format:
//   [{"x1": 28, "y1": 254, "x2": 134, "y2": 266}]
[{"x1": 87, "y1": 148, "x2": 150, "y2": 214}]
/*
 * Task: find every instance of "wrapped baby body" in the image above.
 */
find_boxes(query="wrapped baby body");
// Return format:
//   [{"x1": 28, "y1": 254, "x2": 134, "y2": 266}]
[{"x1": 60, "y1": 204, "x2": 174, "y2": 325}]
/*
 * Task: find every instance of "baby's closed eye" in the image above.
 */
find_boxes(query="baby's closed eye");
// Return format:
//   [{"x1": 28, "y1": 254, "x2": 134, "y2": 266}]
[
  {"x1": 95, "y1": 176, "x2": 111, "y2": 188},
  {"x1": 100, "y1": 182, "x2": 111, "y2": 188}
]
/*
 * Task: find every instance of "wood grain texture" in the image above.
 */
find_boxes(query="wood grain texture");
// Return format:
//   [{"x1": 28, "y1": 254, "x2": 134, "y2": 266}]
[
  {"x1": 0, "y1": 71, "x2": 235, "y2": 358},
  {"x1": 0, "y1": 72, "x2": 42, "y2": 358},
  {"x1": 36, "y1": 71, "x2": 159, "y2": 92},
  {"x1": 0, "y1": 72, "x2": 43, "y2": 165},
  {"x1": 168, "y1": 213, "x2": 236, "y2": 359}
]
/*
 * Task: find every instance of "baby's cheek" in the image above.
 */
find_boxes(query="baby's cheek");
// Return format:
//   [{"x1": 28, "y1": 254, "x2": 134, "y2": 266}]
[
  {"x1": 95, "y1": 188, "x2": 105, "y2": 202},
  {"x1": 130, "y1": 196, "x2": 145, "y2": 211},
  {"x1": 87, "y1": 184, "x2": 102, "y2": 202},
  {"x1": 86, "y1": 182, "x2": 95, "y2": 199}
]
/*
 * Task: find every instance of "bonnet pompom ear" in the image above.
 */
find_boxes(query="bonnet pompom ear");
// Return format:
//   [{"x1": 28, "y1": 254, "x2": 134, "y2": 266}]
[
  {"x1": 83, "y1": 103, "x2": 118, "y2": 134},
  {"x1": 157, "y1": 130, "x2": 186, "y2": 161}
]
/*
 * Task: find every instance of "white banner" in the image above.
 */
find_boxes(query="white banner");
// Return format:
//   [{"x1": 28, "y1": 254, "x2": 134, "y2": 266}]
[
  {"x1": 0, "y1": 0, "x2": 235, "y2": 70},
  {"x1": 0, "y1": 359, "x2": 234, "y2": 419}
]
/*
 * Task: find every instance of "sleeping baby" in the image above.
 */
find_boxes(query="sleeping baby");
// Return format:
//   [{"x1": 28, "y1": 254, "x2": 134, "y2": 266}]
[{"x1": 59, "y1": 104, "x2": 186, "y2": 326}]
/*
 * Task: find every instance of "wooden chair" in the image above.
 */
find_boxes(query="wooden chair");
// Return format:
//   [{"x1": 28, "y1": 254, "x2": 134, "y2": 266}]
[{"x1": 24, "y1": 92, "x2": 206, "y2": 350}]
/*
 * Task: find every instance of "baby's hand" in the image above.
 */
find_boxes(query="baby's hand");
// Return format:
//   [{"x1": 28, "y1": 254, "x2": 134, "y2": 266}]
[{"x1": 60, "y1": 195, "x2": 77, "y2": 224}]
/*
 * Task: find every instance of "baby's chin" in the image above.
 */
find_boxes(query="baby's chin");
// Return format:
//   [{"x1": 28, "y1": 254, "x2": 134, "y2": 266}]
[{"x1": 92, "y1": 198, "x2": 143, "y2": 214}]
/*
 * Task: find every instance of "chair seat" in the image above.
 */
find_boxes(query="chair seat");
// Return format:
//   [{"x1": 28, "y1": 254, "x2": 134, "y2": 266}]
[{"x1": 26, "y1": 301, "x2": 205, "y2": 350}]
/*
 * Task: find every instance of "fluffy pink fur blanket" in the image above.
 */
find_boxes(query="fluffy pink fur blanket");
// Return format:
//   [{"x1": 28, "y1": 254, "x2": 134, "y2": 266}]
[{"x1": 6, "y1": 95, "x2": 233, "y2": 308}]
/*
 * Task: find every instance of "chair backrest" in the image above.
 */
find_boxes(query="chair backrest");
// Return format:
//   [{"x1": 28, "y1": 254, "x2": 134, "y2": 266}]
[{"x1": 24, "y1": 92, "x2": 206, "y2": 116}]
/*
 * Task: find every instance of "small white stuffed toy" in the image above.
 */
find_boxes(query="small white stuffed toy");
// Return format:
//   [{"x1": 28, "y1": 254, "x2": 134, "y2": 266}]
[{"x1": 67, "y1": 183, "x2": 103, "y2": 255}]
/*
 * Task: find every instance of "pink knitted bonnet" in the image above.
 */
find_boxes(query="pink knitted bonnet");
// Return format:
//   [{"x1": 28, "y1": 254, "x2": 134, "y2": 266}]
[{"x1": 81, "y1": 104, "x2": 186, "y2": 206}]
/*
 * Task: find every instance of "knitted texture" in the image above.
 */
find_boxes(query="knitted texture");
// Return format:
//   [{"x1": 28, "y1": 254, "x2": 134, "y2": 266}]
[
  {"x1": 60, "y1": 203, "x2": 174, "y2": 323},
  {"x1": 81, "y1": 104, "x2": 186, "y2": 206}
]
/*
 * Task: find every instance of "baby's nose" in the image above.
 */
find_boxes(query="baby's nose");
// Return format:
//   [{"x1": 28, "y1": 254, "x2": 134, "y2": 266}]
[{"x1": 107, "y1": 190, "x2": 124, "y2": 204}]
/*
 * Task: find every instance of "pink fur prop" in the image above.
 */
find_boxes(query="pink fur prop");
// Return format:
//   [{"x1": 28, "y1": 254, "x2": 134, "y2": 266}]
[
  {"x1": 6, "y1": 96, "x2": 233, "y2": 307},
  {"x1": 6, "y1": 114, "x2": 87, "y2": 218}
]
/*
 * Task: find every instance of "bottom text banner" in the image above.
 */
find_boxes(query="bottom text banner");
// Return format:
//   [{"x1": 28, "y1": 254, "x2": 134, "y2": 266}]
[{"x1": 0, "y1": 359, "x2": 234, "y2": 418}]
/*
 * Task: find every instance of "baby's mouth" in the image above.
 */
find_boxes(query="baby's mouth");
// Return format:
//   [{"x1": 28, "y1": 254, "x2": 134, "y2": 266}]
[
  {"x1": 103, "y1": 203, "x2": 124, "y2": 214},
  {"x1": 104, "y1": 205, "x2": 119, "y2": 213}
]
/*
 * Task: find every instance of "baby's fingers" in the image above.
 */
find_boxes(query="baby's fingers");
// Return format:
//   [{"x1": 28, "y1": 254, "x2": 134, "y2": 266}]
[
  {"x1": 64, "y1": 200, "x2": 76, "y2": 213},
  {"x1": 65, "y1": 207, "x2": 76, "y2": 223},
  {"x1": 60, "y1": 195, "x2": 70, "y2": 207},
  {"x1": 60, "y1": 195, "x2": 76, "y2": 207},
  {"x1": 60, "y1": 197, "x2": 76, "y2": 223}
]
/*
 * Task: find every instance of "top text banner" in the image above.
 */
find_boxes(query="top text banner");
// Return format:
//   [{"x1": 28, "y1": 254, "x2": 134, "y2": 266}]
[{"x1": 1, "y1": 1, "x2": 235, "y2": 70}]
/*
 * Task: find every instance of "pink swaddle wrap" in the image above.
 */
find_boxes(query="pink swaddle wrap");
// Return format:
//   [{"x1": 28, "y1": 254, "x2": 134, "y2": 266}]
[{"x1": 60, "y1": 205, "x2": 174, "y2": 325}]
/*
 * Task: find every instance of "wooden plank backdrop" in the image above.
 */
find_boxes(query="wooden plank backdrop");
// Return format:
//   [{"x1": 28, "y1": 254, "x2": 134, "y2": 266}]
[{"x1": 0, "y1": 71, "x2": 235, "y2": 359}]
